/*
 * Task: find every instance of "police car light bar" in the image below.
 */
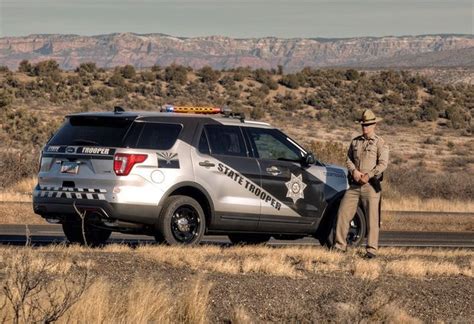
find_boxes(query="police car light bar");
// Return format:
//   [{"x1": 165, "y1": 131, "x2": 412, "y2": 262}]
[{"x1": 162, "y1": 104, "x2": 226, "y2": 114}]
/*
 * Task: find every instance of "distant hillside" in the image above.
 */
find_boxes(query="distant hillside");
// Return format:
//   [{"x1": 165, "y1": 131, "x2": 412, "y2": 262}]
[{"x1": 0, "y1": 33, "x2": 473, "y2": 71}]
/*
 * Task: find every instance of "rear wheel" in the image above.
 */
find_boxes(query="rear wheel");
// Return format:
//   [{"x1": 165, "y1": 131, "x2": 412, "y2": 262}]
[
  {"x1": 228, "y1": 234, "x2": 271, "y2": 245},
  {"x1": 157, "y1": 195, "x2": 206, "y2": 245},
  {"x1": 62, "y1": 220, "x2": 111, "y2": 247}
]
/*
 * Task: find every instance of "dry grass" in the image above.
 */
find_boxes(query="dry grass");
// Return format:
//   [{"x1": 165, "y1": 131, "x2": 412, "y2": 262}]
[
  {"x1": 63, "y1": 278, "x2": 210, "y2": 324},
  {"x1": 383, "y1": 197, "x2": 474, "y2": 213},
  {"x1": 0, "y1": 202, "x2": 44, "y2": 224},
  {"x1": 138, "y1": 245, "x2": 349, "y2": 278},
  {"x1": 137, "y1": 245, "x2": 473, "y2": 279},
  {"x1": 382, "y1": 212, "x2": 474, "y2": 232},
  {"x1": 385, "y1": 259, "x2": 472, "y2": 277}
]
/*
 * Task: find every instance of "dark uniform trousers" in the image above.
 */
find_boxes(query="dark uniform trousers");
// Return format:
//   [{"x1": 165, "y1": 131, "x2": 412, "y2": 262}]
[{"x1": 335, "y1": 183, "x2": 380, "y2": 254}]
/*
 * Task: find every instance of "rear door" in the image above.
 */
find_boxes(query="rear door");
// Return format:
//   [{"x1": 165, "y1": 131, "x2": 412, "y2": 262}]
[{"x1": 192, "y1": 124, "x2": 261, "y2": 231}]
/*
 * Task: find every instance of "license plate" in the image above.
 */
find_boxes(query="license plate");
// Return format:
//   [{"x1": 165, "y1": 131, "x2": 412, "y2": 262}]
[{"x1": 60, "y1": 162, "x2": 79, "y2": 174}]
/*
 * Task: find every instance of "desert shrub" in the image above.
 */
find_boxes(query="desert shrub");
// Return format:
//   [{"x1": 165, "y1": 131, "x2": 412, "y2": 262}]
[
  {"x1": 254, "y1": 69, "x2": 278, "y2": 90},
  {"x1": 107, "y1": 72, "x2": 125, "y2": 87},
  {"x1": 345, "y1": 69, "x2": 360, "y2": 81},
  {"x1": 386, "y1": 166, "x2": 474, "y2": 200},
  {"x1": 89, "y1": 86, "x2": 114, "y2": 102},
  {"x1": 279, "y1": 73, "x2": 301, "y2": 89},
  {"x1": 31, "y1": 60, "x2": 62, "y2": 81},
  {"x1": 120, "y1": 65, "x2": 136, "y2": 79},
  {"x1": 140, "y1": 71, "x2": 156, "y2": 82},
  {"x1": 0, "y1": 150, "x2": 39, "y2": 188},
  {"x1": 165, "y1": 64, "x2": 188, "y2": 85},
  {"x1": 18, "y1": 60, "x2": 33, "y2": 73},
  {"x1": 445, "y1": 105, "x2": 467, "y2": 129},
  {"x1": 197, "y1": 66, "x2": 221, "y2": 83},
  {"x1": 306, "y1": 140, "x2": 346, "y2": 165},
  {"x1": 219, "y1": 75, "x2": 235, "y2": 89},
  {"x1": 0, "y1": 89, "x2": 13, "y2": 108},
  {"x1": 75, "y1": 62, "x2": 97, "y2": 74}
]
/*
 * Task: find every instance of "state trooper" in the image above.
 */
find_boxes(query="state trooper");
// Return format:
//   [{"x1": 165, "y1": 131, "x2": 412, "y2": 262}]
[{"x1": 334, "y1": 109, "x2": 389, "y2": 258}]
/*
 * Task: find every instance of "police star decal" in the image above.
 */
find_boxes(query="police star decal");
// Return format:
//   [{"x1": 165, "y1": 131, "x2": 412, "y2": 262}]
[{"x1": 285, "y1": 173, "x2": 307, "y2": 204}]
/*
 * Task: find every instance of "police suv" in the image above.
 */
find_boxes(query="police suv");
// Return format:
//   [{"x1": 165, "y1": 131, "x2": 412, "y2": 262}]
[{"x1": 33, "y1": 106, "x2": 366, "y2": 246}]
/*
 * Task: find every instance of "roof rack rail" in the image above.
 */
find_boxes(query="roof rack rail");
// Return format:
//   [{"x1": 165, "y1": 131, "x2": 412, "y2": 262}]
[{"x1": 114, "y1": 106, "x2": 125, "y2": 113}]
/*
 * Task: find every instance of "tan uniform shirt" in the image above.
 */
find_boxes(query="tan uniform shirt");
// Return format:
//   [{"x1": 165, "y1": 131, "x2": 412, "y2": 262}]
[{"x1": 346, "y1": 134, "x2": 389, "y2": 179}]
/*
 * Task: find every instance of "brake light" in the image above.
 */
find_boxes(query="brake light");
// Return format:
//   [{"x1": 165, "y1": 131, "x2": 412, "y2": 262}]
[{"x1": 113, "y1": 153, "x2": 148, "y2": 176}]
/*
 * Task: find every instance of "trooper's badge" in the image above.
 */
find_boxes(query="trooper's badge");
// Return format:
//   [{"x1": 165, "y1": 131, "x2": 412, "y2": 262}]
[{"x1": 285, "y1": 173, "x2": 307, "y2": 204}]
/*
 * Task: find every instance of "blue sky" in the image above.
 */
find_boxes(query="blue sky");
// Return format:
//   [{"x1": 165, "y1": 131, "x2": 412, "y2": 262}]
[{"x1": 0, "y1": 0, "x2": 472, "y2": 38}]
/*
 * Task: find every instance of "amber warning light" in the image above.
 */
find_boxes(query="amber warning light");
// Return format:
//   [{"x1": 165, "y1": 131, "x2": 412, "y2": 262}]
[{"x1": 161, "y1": 104, "x2": 227, "y2": 114}]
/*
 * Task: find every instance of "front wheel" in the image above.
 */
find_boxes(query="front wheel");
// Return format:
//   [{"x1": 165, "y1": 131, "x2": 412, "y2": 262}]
[
  {"x1": 157, "y1": 195, "x2": 206, "y2": 245},
  {"x1": 318, "y1": 206, "x2": 366, "y2": 248}
]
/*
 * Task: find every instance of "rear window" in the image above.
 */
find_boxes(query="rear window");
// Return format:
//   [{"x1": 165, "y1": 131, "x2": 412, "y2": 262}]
[
  {"x1": 134, "y1": 122, "x2": 182, "y2": 150},
  {"x1": 48, "y1": 116, "x2": 133, "y2": 147}
]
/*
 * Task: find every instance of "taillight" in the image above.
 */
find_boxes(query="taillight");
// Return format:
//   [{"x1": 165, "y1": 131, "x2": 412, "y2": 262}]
[{"x1": 113, "y1": 153, "x2": 148, "y2": 176}]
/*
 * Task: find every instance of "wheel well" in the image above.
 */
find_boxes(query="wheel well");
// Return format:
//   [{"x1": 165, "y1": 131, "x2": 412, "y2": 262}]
[
  {"x1": 315, "y1": 197, "x2": 368, "y2": 241},
  {"x1": 168, "y1": 186, "x2": 213, "y2": 226}
]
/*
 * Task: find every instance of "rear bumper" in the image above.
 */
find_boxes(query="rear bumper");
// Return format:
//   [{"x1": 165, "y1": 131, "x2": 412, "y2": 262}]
[{"x1": 33, "y1": 196, "x2": 161, "y2": 225}]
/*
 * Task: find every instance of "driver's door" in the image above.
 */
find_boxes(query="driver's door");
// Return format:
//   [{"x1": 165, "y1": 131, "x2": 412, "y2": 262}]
[{"x1": 243, "y1": 127, "x2": 325, "y2": 232}]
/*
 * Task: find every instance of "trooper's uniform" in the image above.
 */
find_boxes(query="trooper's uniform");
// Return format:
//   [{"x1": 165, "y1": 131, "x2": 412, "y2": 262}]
[{"x1": 335, "y1": 112, "x2": 389, "y2": 256}]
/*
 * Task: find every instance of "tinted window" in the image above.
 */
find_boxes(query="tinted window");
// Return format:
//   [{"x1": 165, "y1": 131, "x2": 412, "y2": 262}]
[
  {"x1": 48, "y1": 116, "x2": 133, "y2": 147},
  {"x1": 247, "y1": 128, "x2": 302, "y2": 161},
  {"x1": 198, "y1": 130, "x2": 210, "y2": 154},
  {"x1": 135, "y1": 123, "x2": 182, "y2": 150},
  {"x1": 205, "y1": 125, "x2": 247, "y2": 157}
]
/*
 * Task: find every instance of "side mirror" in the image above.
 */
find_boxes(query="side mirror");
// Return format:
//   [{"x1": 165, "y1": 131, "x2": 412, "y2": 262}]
[{"x1": 303, "y1": 152, "x2": 315, "y2": 166}]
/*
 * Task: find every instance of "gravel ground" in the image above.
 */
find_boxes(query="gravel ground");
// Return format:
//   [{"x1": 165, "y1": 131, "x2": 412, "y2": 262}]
[{"x1": 13, "y1": 247, "x2": 468, "y2": 323}]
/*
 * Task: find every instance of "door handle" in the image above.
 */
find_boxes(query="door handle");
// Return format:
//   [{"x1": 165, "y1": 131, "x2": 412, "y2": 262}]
[
  {"x1": 266, "y1": 166, "x2": 281, "y2": 176},
  {"x1": 199, "y1": 160, "x2": 215, "y2": 168}
]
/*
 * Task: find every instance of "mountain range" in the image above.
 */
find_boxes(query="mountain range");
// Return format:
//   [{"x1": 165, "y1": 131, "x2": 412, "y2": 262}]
[{"x1": 0, "y1": 33, "x2": 473, "y2": 71}]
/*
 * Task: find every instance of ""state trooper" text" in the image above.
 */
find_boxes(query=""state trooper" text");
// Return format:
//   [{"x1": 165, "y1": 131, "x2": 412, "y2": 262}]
[{"x1": 217, "y1": 163, "x2": 281, "y2": 211}]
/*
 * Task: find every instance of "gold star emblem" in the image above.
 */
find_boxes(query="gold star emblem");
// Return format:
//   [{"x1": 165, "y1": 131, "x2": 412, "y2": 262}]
[{"x1": 285, "y1": 173, "x2": 307, "y2": 204}]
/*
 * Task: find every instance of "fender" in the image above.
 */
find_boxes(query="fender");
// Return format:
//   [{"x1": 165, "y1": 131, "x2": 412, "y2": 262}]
[{"x1": 159, "y1": 181, "x2": 216, "y2": 224}]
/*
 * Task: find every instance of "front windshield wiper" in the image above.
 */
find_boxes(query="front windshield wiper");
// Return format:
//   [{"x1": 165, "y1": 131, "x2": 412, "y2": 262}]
[{"x1": 72, "y1": 139, "x2": 100, "y2": 146}]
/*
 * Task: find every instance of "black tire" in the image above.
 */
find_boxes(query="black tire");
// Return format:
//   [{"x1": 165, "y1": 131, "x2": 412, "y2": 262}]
[
  {"x1": 228, "y1": 234, "x2": 271, "y2": 245},
  {"x1": 318, "y1": 206, "x2": 366, "y2": 248},
  {"x1": 157, "y1": 195, "x2": 206, "y2": 245},
  {"x1": 62, "y1": 220, "x2": 111, "y2": 247}
]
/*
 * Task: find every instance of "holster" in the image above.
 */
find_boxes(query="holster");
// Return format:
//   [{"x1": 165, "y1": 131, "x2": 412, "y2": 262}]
[{"x1": 369, "y1": 173, "x2": 383, "y2": 193}]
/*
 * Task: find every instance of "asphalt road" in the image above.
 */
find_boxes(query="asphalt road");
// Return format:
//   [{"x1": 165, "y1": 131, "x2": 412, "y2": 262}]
[{"x1": 0, "y1": 224, "x2": 473, "y2": 248}]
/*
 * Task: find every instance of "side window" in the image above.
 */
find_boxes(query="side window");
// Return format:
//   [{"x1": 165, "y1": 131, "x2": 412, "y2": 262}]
[
  {"x1": 198, "y1": 130, "x2": 210, "y2": 155},
  {"x1": 247, "y1": 128, "x2": 302, "y2": 161},
  {"x1": 135, "y1": 123, "x2": 182, "y2": 150},
  {"x1": 205, "y1": 125, "x2": 247, "y2": 157}
]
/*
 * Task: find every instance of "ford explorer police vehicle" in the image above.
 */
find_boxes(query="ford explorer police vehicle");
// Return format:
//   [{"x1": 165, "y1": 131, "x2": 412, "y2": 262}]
[{"x1": 33, "y1": 106, "x2": 366, "y2": 246}]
